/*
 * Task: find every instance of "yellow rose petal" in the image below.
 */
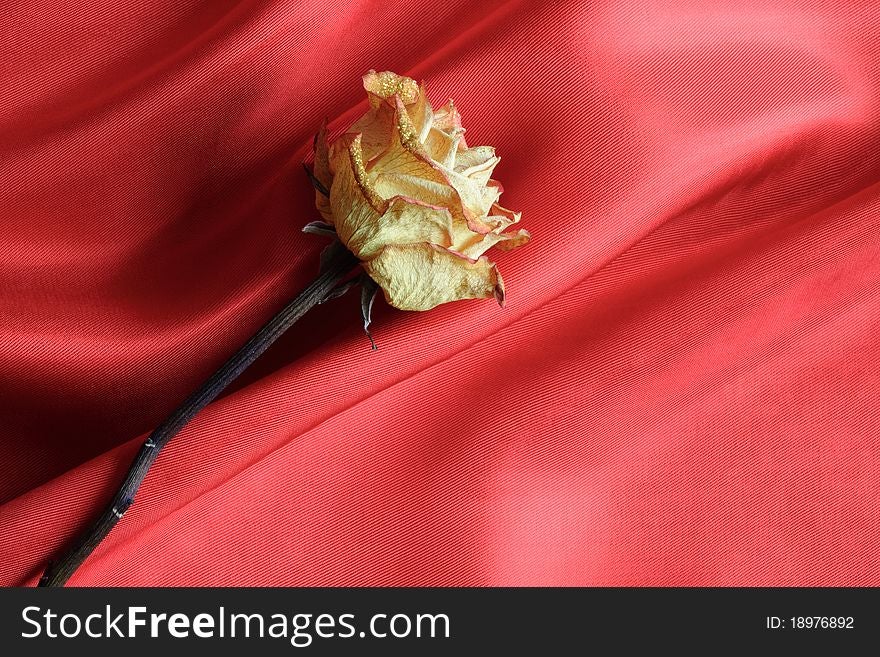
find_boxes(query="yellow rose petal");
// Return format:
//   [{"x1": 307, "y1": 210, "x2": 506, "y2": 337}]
[
  {"x1": 455, "y1": 228, "x2": 531, "y2": 259},
  {"x1": 425, "y1": 125, "x2": 464, "y2": 170},
  {"x1": 347, "y1": 100, "x2": 396, "y2": 163},
  {"x1": 364, "y1": 243, "x2": 503, "y2": 311},
  {"x1": 350, "y1": 196, "x2": 454, "y2": 260},
  {"x1": 329, "y1": 135, "x2": 383, "y2": 252},
  {"x1": 431, "y1": 99, "x2": 463, "y2": 133},
  {"x1": 370, "y1": 100, "x2": 457, "y2": 208},
  {"x1": 407, "y1": 82, "x2": 433, "y2": 143},
  {"x1": 457, "y1": 155, "x2": 501, "y2": 186},
  {"x1": 363, "y1": 70, "x2": 420, "y2": 106},
  {"x1": 453, "y1": 146, "x2": 496, "y2": 173}
]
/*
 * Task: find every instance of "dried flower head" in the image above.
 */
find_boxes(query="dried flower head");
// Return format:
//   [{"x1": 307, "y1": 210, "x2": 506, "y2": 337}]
[{"x1": 309, "y1": 70, "x2": 529, "y2": 311}]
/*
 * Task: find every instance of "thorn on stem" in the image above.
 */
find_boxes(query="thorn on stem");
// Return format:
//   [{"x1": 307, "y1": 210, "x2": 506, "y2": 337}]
[{"x1": 113, "y1": 497, "x2": 134, "y2": 520}]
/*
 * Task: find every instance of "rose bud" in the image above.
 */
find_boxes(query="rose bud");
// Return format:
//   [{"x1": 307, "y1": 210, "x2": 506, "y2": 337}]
[{"x1": 310, "y1": 70, "x2": 529, "y2": 311}]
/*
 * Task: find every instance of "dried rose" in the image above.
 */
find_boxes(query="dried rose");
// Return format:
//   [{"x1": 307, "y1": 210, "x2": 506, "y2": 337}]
[{"x1": 310, "y1": 70, "x2": 529, "y2": 311}]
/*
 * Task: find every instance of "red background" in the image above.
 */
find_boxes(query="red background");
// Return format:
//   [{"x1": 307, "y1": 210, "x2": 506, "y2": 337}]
[{"x1": 1, "y1": 0, "x2": 878, "y2": 585}]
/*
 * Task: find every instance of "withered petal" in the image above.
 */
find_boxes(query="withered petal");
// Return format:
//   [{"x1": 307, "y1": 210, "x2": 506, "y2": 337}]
[
  {"x1": 363, "y1": 70, "x2": 420, "y2": 106},
  {"x1": 363, "y1": 243, "x2": 503, "y2": 311},
  {"x1": 453, "y1": 146, "x2": 496, "y2": 172},
  {"x1": 329, "y1": 135, "x2": 384, "y2": 255},
  {"x1": 347, "y1": 195, "x2": 454, "y2": 260}
]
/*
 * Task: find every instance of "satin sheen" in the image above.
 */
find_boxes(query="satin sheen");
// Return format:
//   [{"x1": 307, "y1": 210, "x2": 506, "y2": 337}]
[{"x1": 1, "y1": 0, "x2": 878, "y2": 586}]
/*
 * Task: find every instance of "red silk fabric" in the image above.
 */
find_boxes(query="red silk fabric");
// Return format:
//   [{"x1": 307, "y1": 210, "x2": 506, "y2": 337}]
[{"x1": 1, "y1": 0, "x2": 879, "y2": 586}]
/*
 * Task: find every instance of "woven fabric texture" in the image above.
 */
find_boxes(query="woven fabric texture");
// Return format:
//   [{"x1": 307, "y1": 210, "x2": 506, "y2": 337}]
[{"x1": 1, "y1": 0, "x2": 878, "y2": 585}]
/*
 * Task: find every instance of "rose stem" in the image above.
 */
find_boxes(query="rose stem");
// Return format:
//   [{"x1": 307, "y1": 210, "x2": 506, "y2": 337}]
[{"x1": 38, "y1": 244, "x2": 359, "y2": 587}]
